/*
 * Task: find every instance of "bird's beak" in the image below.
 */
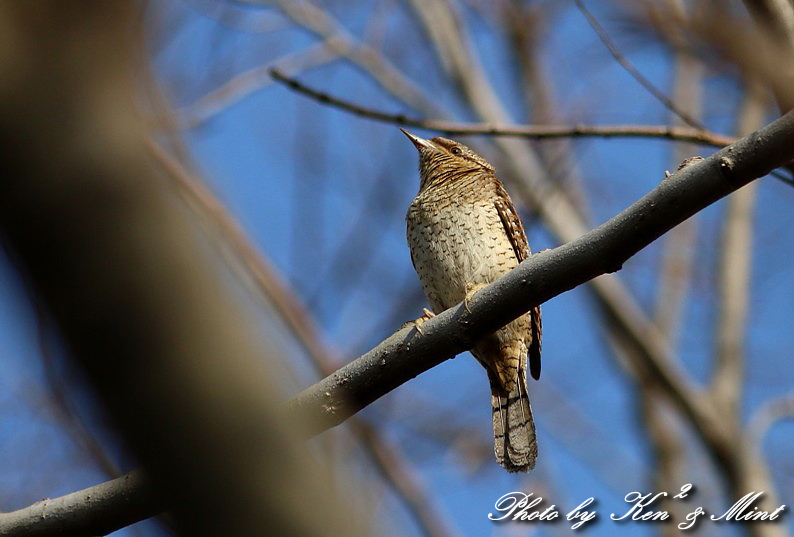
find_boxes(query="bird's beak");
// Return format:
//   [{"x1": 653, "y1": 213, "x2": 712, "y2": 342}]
[{"x1": 400, "y1": 129, "x2": 434, "y2": 151}]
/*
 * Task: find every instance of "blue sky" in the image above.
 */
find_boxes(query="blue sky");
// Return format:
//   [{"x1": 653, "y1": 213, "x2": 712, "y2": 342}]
[{"x1": 1, "y1": 1, "x2": 793, "y2": 536}]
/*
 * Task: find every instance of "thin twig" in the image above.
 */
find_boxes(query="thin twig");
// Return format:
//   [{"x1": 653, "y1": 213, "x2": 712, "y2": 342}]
[
  {"x1": 34, "y1": 303, "x2": 123, "y2": 478},
  {"x1": 270, "y1": 69, "x2": 734, "y2": 147},
  {"x1": 574, "y1": 0, "x2": 705, "y2": 129}
]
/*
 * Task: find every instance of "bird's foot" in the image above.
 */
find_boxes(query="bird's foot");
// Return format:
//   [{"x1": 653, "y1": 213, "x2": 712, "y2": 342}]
[
  {"x1": 401, "y1": 307, "x2": 436, "y2": 335},
  {"x1": 464, "y1": 282, "x2": 487, "y2": 314}
]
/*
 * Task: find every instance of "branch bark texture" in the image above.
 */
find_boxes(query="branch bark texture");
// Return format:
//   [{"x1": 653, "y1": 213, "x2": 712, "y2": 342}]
[{"x1": 0, "y1": 472, "x2": 157, "y2": 537}]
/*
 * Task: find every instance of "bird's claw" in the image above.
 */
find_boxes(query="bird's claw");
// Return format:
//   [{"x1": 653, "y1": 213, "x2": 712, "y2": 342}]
[
  {"x1": 464, "y1": 283, "x2": 487, "y2": 314},
  {"x1": 402, "y1": 307, "x2": 436, "y2": 335}
]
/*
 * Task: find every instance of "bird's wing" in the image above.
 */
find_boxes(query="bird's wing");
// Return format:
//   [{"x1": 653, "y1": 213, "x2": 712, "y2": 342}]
[
  {"x1": 493, "y1": 183, "x2": 529, "y2": 263},
  {"x1": 494, "y1": 181, "x2": 542, "y2": 380}
]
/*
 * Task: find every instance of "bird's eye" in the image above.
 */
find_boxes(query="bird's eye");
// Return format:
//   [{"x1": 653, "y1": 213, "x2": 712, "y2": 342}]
[{"x1": 450, "y1": 146, "x2": 462, "y2": 156}]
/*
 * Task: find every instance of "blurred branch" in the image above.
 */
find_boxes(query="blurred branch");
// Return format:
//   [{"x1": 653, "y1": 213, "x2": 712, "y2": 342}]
[
  {"x1": 180, "y1": 41, "x2": 340, "y2": 127},
  {"x1": 711, "y1": 82, "x2": 765, "y2": 413},
  {"x1": 270, "y1": 69, "x2": 734, "y2": 146},
  {"x1": 502, "y1": 2, "x2": 551, "y2": 125},
  {"x1": 653, "y1": 218, "x2": 696, "y2": 340},
  {"x1": 574, "y1": 0, "x2": 704, "y2": 129},
  {"x1": 633, "y1": 1, "x2": 794, "y2": 113},
  {"x1": 148, "y1": 139, "x2": 336, "y2": 366},
  {"x1": 537, "y1": 381, "x2": 650, "y2": 493},
  {"x1": 404, "y1": 0, "x2": 511, "y2": 124},
  {"x1": 715, "y1": 83, "x2": 782, "y2": 537},
  {"x1": 236, "y1": 0, "x2": 445, "y2": 117},
  {"x1": 640, "y1": 386, "x2": 689, "y2": 534},
  {"x1": 654, "y1": 15, "x2": 702, "y2": 340},
  {"x1": 33, "y1": 300, "x2": 122, "y2": 478},
  {"x1": 0, "y1": 3, "x2": 367, "y2": 537},
  {"x1": 749, "y1": 394, "x2": 794, "y2": 445},
  {"x1": 742, "y1": 0, "x2": 794, "y2": 68},
  {"x1": 605, "y1": 326, "x2": 689, "y2": 528},
  {"x1": 501, "y1": 0, "x2": 591, "y2": 215},
  {"x1": 646, "y1": 22, "x2": 701, "y2": 532},
  {"x1": 185, "y1": 0, "x2": 289, "y2": 34},
  {"x1": 352, "y1": 420, "x2": 458, "y2": 537},
  {"x1": 149, "y1": 141, "x2": 459, "y2": 537}
]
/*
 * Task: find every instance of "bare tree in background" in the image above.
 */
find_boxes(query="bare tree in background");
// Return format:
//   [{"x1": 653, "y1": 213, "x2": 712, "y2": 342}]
[{"x1": 1, "y1": 1, "x2": 794, "y2": 537}]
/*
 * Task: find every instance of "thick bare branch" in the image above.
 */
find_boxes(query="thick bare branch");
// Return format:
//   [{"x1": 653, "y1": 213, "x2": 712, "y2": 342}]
[
  {"x1": 289, "y1": 110, "x2": 794, "y2": 437},
  {"x1": 6, "y1": 108, "x2": 793, "y2": 537},
  {"x1": 0, "y1": 472, "x2": 158, "y2": 537}
]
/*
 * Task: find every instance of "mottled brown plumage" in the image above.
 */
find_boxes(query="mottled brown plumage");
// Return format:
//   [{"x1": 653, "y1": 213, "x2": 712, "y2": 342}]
[{"x1": 402, "y1": 129, "x2": 542, "y2": 472}]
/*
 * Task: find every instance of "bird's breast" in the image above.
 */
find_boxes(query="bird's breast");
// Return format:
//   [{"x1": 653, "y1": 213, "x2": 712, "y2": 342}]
[{"x1": 406, "y1": 194, "x2": 519, "y2": 312}]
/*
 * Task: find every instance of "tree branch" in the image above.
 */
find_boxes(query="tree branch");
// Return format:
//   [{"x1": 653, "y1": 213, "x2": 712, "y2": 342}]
[
  {"x1": 0, "y1": 472, "x2": 158, "y2": 537},
  {"x1": 749, "y1": 394, "x2": 794, "y2": 445},
  {"x1": 236, "y1": 0, "x2": 445, "y2": 117},
  {"x1": 150, "y1": 140, "x2": 459, "y2": 537},
  {"x1": 288, "y1": 109, "x2": 794, "y2": 436},
  {"x1": 0, "y1": 3, "x2": 368, "y2": 537},
  {"x1": 711, "y1": 82, "x2": 765, "y2": 413},
  {"x1": 574, "y1": 0, "x2": 705, "y2": 129},
  {"x1": 270, "y1": 69, "x2": 735, "y2": 147},
  {"x1": 180, "y1": 41, "x2": 340, "y2": 128},
  {"x1": 5, "y1": 109, "x2": 793, "y2": 537}
]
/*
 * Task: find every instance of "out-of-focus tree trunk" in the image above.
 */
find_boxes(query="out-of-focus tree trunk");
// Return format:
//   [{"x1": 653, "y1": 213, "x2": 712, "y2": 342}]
[{"x1": 0, "y1": 3, "x2": 367, "y2": 537}]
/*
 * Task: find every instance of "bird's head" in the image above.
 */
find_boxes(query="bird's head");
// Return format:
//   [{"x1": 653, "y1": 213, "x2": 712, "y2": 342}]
[{"x1": 401, "y1": 129, "x2": 494, "y2": 192}]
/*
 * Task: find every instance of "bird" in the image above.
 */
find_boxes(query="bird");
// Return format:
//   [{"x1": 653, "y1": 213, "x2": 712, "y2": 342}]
[{"x1": 401, "y1": 129, "x2": 542, "y2": 472}]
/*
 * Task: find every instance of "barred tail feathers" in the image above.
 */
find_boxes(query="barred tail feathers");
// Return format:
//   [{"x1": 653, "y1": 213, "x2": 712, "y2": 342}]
[{"x1": 491, "y1": 369, "x2": 537, "y2": 472}]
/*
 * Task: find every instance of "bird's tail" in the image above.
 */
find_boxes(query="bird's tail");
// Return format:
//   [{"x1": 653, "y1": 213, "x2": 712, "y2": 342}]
[{"x1": 491, "y1": 369, "x2": 537, "y2": 472}]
